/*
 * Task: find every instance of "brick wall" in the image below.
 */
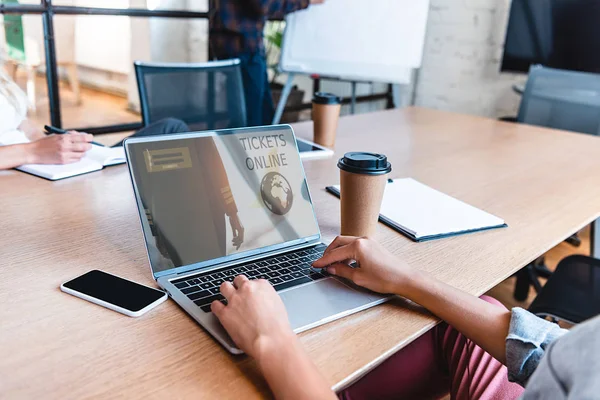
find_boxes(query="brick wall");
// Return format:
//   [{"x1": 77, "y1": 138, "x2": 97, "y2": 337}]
[{"x1": 414, "y1": 0, "x2": 525, "y2": 118}]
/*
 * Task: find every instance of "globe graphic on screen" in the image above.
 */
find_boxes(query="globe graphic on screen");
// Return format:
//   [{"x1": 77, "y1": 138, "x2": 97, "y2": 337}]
[{"x1": 260, "y1": 172, "x2": 294, "y2": 215}]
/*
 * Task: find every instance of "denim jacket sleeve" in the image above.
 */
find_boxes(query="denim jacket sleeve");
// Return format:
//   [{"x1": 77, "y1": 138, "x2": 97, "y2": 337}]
[{"x1": 505, "y1": 307, "x2": 569, "y2": 386}]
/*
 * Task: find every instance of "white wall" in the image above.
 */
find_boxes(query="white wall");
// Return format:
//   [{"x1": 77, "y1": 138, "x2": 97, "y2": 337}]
[
  {"x1": 188, "y1": 0, "x2": 209, "y2": 62},
  {"x1": 414, "y1": 0, "x2": 525, "y2": 118},
  {"x1": 21, "y1": 11, "x2": 76, "y2": 65},
  {"x1": 75, "y1": 0, "x2": 131, "y2": 74},
  {"x1": 149, "y1": 0, "x2": 191, "y2": 63},
  {"x1": 127, "y1": 0, "x2": 209, "y2": 109},
  {"x1": 128, "y1": 0, "x2": 152, "y2": 108}
]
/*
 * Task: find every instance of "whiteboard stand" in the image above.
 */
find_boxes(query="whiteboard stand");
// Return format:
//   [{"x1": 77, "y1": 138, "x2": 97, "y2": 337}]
[
  {"x1": 272, "y1": 74, "x2": 412, "y2": 125},
  {"x1": 392, "y1": 84, "x2": 402, "y2": 108},
  {"x1": 350, "y1": 81, "x2": 357, "y2": 114},
  {"x1": 273, "y1": 73, "x2": 297, "y2": 125},
  {"x1": 272, "y1": 74, "x2": 387, "y2": 125}
]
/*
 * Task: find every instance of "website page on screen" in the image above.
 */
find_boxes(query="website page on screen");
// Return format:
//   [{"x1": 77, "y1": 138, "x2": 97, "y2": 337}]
[{"x1": 128, "y1": 128, "x2": 320, "y2": 273}]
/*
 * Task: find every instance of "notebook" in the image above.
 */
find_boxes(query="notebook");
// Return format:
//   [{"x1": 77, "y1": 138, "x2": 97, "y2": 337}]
[
  {"x1": 0, "y1": 131, "x2": 126, "y2": 181},
  {"x1": 326, "y1": 178, "x2": 507, "y2": 241}
]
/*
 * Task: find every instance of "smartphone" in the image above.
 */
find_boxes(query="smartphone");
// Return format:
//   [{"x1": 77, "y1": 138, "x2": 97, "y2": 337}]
[
  {"x1": 296, "y1": 137, "x2": 334, "y2": 160},
  {"x1": 61, "y1": 270, "x2": 167, "y2": 317}
]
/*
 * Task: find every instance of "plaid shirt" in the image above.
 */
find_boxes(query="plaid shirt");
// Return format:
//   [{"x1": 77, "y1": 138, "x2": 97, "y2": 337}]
[{"x1": 209, "y1": 0, "x2": 309, "y2": 59}]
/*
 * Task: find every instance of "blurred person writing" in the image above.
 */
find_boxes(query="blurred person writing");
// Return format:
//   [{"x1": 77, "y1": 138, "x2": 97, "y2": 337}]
[
  {"x1": 0, "y1": 69, "x2": 93, "y2": 170},
  {"x1": 209, "y1": 0, "x2": 325, "y2": 126}
]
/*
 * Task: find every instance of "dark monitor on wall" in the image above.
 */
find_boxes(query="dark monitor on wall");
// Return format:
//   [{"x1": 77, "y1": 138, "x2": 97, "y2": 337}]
[{"x1": 501, "y1": 0, "x2": 600, "y2": 74}]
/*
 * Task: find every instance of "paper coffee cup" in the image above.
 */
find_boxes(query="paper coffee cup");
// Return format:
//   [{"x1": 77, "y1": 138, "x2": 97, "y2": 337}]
[
  {"x1": 312, "y1": 92, "x2": 341, "y2": 148},
  {"x1": 338, "y1": 152, "x2": 392, "y2": 238}
]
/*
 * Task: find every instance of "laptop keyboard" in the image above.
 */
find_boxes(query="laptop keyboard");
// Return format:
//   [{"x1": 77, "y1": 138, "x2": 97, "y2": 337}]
[{"x1": 170, "y1": 244, "x2": 329, "y2": 313}]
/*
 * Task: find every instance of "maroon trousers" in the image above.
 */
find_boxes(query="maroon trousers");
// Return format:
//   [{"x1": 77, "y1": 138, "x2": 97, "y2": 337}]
[{"x1": 340, "y1": 296, "x2": 525, "y2": 400}]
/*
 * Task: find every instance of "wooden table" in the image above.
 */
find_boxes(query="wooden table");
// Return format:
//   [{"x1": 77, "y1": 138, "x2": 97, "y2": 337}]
[{"x1": 3, "y1": 107, "x2": 600, "y2": 398}]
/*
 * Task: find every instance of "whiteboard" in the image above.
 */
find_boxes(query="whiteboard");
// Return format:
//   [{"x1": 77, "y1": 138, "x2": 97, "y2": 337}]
[{"x1": 280, "y1": 0, "x2": 430, "y2": 83}]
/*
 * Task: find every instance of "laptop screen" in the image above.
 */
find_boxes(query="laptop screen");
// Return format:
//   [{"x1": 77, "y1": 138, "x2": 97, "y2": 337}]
[{"x1": 126, "y1": 126, "x2": 321, "y2": 275}]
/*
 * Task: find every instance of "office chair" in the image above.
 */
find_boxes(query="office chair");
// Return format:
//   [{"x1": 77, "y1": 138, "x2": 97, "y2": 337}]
[
  {"x1": 513, "y1": 65, "x2": 600, "y2": 301},
  {"x1": 517, "y1": 65, "x2": 600, "y2": 135},
  {"x1": 529, "y1": 255, "x2": 600, "y2": 324},
  {"x1": 134, "y1": 59, "x2": 247, "y2": 131}
]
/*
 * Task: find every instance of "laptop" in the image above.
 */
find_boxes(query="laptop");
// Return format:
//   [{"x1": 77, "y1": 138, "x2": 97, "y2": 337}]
[{"x1": 124, "y1": 124, "x2": 390, "y2": 354}]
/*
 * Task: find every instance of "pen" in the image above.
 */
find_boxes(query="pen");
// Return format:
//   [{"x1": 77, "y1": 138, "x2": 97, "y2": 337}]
[{"x1": 44, "y1": 125, "x2": 104, "y2": 147}]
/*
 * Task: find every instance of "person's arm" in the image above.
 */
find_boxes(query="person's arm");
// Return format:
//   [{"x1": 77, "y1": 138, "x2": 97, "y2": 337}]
[
  {"x1": 312, "y1": 237, "x2": 510, "y2": 364},
  {"x1": 0, "y1": 144, "x2": 36, "y2": 170},
  {"x1": 314, "y1": 236, "x2": 574, "y2": 387},
  {"x1": 406, "y1": 279, "x2": 564, "y2": 381},
  {"x1": 211, "y1": 276, "x2": 336, "y2": 400},
  {"x1": 0, "y1": 132, "x2": 94, "y2": 170},
  {"x1": 18, "y1": 119, "x2": 45, "y2": 141},
  {"x1": 404, "y1": 271, "x2": 511, "y2": 363},
  {"x1": 254, "y1": 332, "x2": 334, "y2": 400}
]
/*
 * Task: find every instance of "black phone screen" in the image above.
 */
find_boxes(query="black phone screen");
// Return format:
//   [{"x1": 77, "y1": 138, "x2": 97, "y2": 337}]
[{"x1": 63, "y1": 270, "x2": 165, "y2": 312}]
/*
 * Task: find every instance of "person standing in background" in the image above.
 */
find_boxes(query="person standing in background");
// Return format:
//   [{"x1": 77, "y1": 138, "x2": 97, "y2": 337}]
[{"x1": 209, "y1": 0, "x2": 325, "y2": 126}]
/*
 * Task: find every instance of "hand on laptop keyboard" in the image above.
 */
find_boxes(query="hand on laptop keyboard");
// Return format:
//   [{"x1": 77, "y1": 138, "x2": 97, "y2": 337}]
[
  {"x1": 312, "y1": 236, "x2": 416, "y2": 296},
  {"x1": 211, "y1": 275, "x2": 295, "y2": 360}
]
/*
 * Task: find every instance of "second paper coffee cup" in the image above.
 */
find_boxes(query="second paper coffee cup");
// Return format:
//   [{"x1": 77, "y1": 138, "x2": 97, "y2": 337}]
[
  {"x1": 338, "y1": 152, "x2": 391, "y2": 238},
  {"x1": 312, "y1": 92, "x2": 341, "y2": 148}
]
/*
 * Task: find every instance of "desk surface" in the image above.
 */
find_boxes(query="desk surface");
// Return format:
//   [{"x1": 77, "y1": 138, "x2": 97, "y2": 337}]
[{"x1": 3, "y1": 107, "x2": 600, "y2": 398}]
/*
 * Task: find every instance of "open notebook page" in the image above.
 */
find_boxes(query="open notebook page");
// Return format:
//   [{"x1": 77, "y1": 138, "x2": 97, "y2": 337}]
[
  {"x1": 377, "y1": 178, "x2": 505, "y2": 239},
  {"x1": 0, "y1": 130, "x2": 125, "y2": 180},
  {"x1": 17, "y1": 158, "x2": 102, "y2": 180},
  {"x1": 87, "y1": 145, "x2": 125, "y2": 166}
]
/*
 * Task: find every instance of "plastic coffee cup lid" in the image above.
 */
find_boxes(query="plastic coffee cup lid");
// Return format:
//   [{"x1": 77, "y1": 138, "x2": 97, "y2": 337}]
[
  {"x1": 312, "y1": 92, "x2": 341, "y2": 105},
  {"x1": 338, "y1": 152, "x2": 392, "y2": 175}
]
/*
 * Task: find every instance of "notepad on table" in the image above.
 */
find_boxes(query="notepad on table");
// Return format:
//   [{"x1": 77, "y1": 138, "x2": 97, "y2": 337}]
[
  {"x1": 326, "y1": 178, "x2": 506, "y2": 241},
  {"x1": 0, "y1": 130, "x2": 126, "y2": 181}
]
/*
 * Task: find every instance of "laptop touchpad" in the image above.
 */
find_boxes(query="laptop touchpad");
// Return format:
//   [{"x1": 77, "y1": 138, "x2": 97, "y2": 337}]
[{"x1": 280, "y1": 278, "x2": 384, "y2": 331}]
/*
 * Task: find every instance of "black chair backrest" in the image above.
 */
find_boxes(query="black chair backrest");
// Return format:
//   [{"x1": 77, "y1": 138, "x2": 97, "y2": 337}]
[
  {"x1": 529, "y1": 255, "x2": 600, "y2": 324},
  {"x1": 134, "y1": 59, "x2": 247, "y2": 131},
  {"x1": 517, "y1": 65, "x2": 600, "y2": 136}
]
